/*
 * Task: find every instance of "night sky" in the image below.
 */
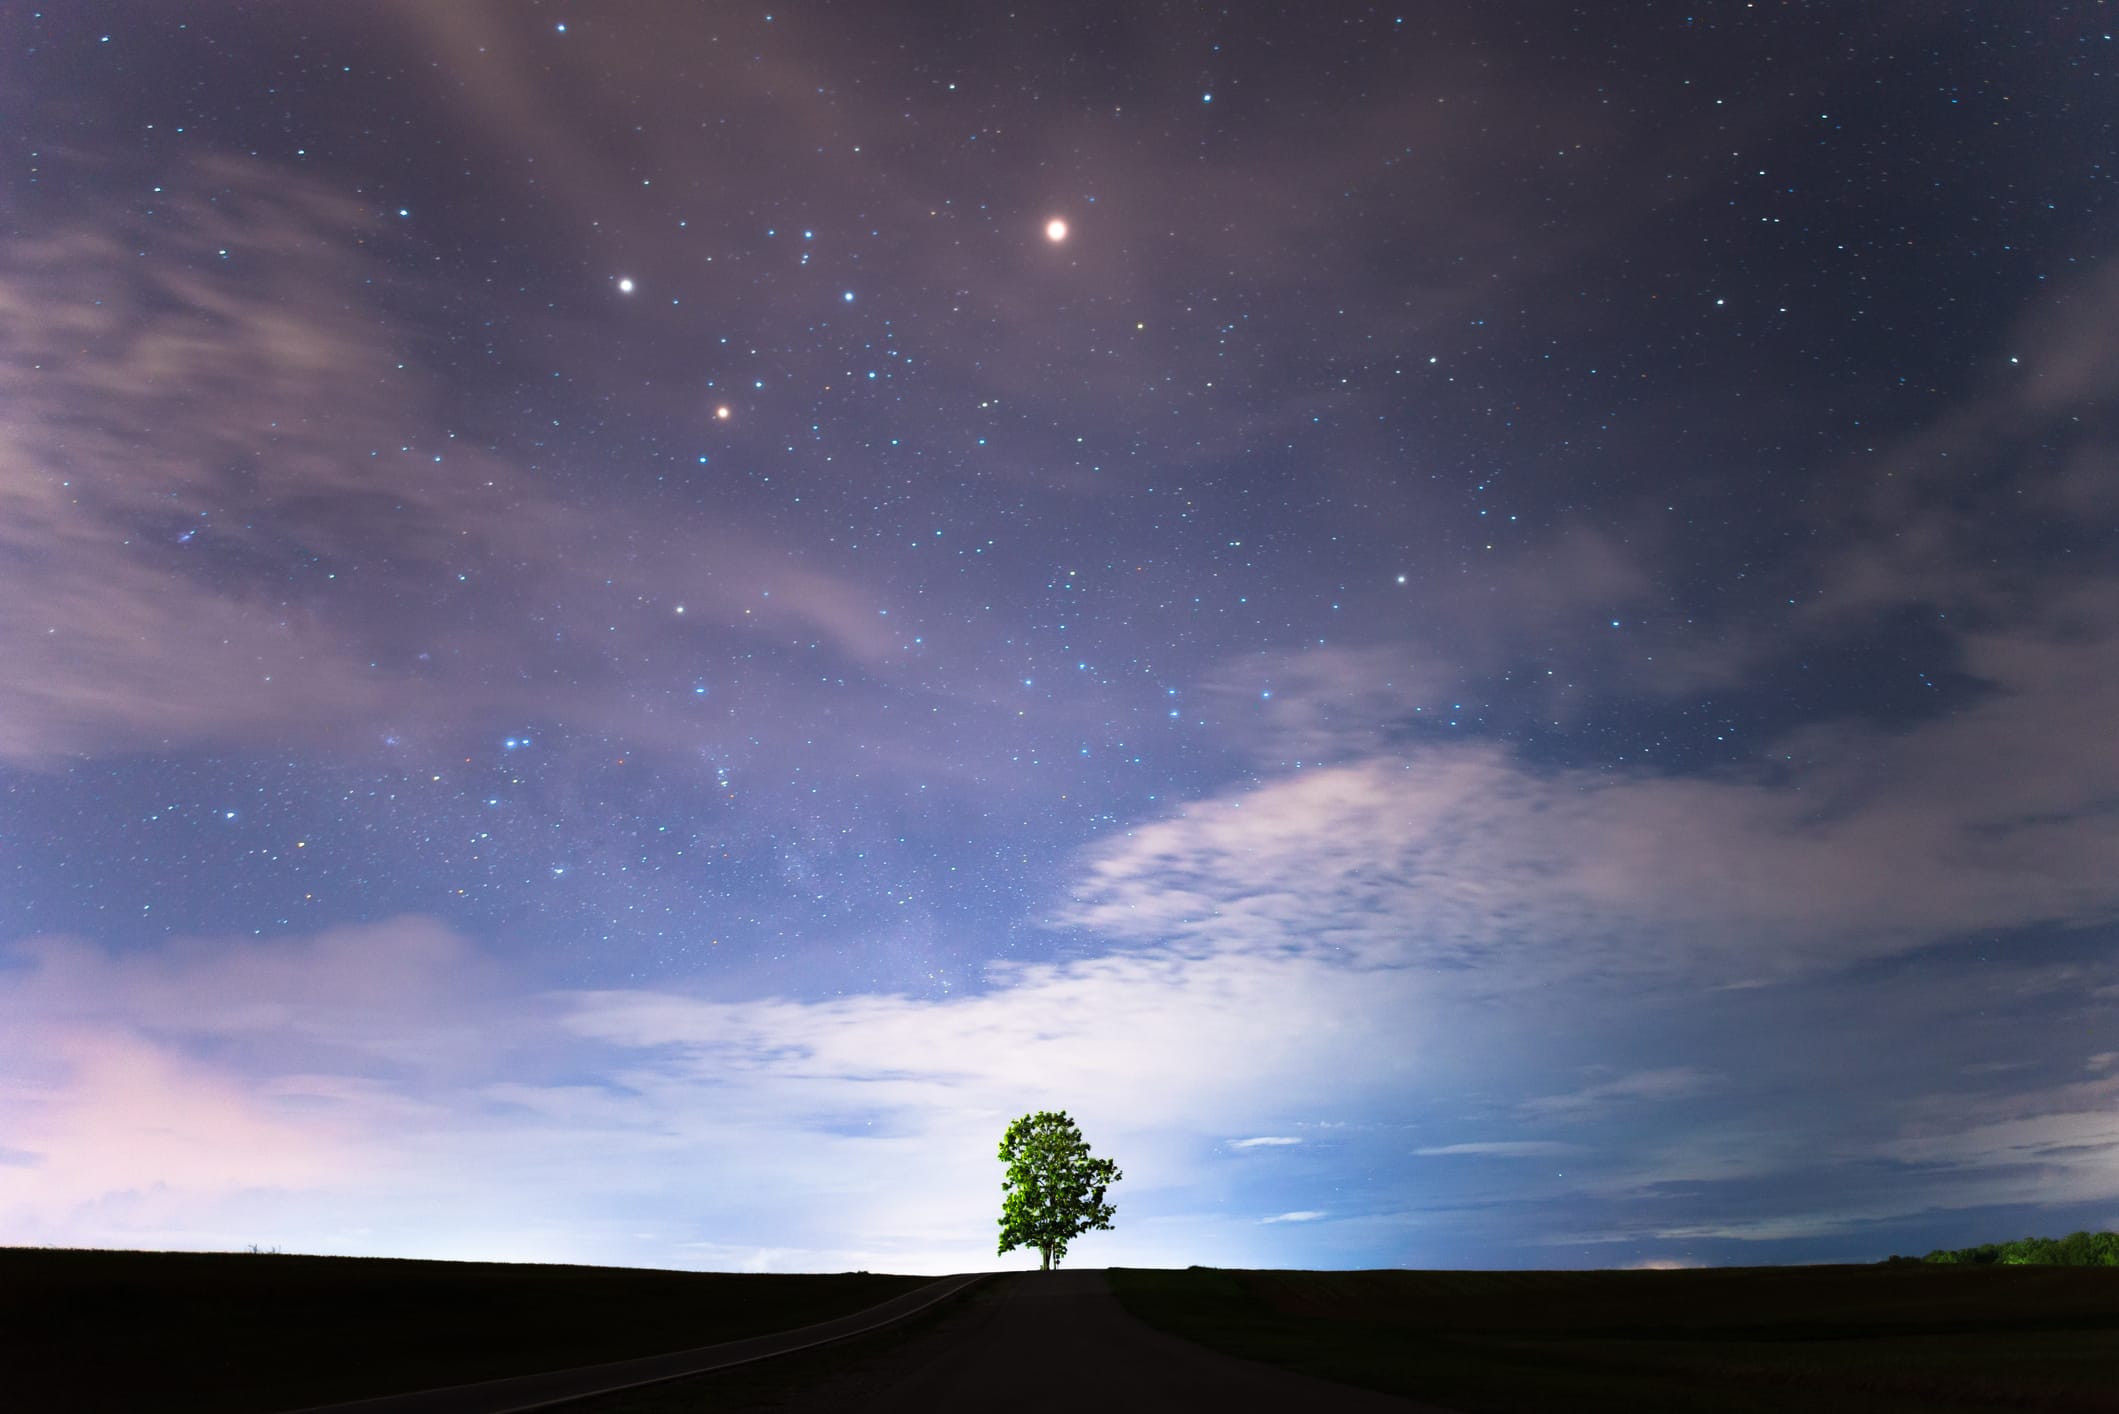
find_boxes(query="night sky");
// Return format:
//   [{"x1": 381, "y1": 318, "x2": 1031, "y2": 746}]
[{"x1": 4, "y1": 3, "x2": 2116, "y2": 1274}]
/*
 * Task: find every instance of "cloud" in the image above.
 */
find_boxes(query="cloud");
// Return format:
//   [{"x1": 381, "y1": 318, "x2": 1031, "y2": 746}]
[
  {"x1": 0, "y1": 151, "x2": 938, "y2": 769},
  {"x1": 549, "y1": 944, "x2": 1433, "y2": 1268},
  {"x1": 1058, "y1": 584, "x2": 2119, "y2": 989},
  {"x1": 0, "y1": 1030, "x2": 355, "y2": 1208},
  {"x1": 1195, "y1": 530, "x2": 1656, "y2": 761},
  {"x1": 1757, "y1": 262, "x2": 2119, "y2": 698},
  {"x1": 1885, "y1": 1076, "x2": 2119, "y2": 1207},
  {"x1": 0, "y1": 917, "x2": 1431, "y2": 1270},
  {"x1": 0, "y1": 161, "x2": 440, "y2": 760},
  {"x1": 5, "y1": 894, "x2": 2118, "y2": 1269},
  {"x1": 0, "y1": 919, "x2": 528, "y2": 1240},
  {"x1": 5, "y1": 920, "x2": 503, "y2": 1061},
  {"x1": 1201, "y1": 646, "x2": 1458, "y2": 764},
  {"x1": 1519, "y1": 1070, "x2": 1718, "y2": 1120},
  {"x1": 1646, "y1": 1213, "x2": 1885, "y2": 1244}
]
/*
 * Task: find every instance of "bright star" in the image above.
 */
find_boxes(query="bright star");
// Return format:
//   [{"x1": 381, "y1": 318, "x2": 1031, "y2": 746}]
[
  {"x1": 715, "y1": 405, "x2": 732, "y2": 420},
  {"x1": 1045, "y1": 218, "x2": 1068, "y2": 242},
  {"x1": 617, "y1": 277, "x2": 635, "y2": 294}
]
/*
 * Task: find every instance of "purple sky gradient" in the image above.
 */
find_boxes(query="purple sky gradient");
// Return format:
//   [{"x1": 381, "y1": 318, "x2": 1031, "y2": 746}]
[{"x1": 3, "y1": 3, "x2": 2116, "y2": 1272}]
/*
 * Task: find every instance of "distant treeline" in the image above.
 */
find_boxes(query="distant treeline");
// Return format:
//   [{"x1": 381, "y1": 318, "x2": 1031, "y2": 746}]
[{"x1": 1889, "y1": 1231, "x2": 2119, "y2": 1266}]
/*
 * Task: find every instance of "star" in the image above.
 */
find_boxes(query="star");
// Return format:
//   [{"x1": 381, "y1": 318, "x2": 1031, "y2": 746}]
[{"x1": 14, "y1": 0, "x2": 2103, "y2": 1281}]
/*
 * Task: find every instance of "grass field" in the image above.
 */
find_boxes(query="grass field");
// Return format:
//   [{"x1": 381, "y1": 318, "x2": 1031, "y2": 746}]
[
  {"x1": 1, "y1": 1247, "x2": 926, "y2": 1414},
  {"x1": 1108, "y1": 1264, "x2": 2119, "y2": 1412}
]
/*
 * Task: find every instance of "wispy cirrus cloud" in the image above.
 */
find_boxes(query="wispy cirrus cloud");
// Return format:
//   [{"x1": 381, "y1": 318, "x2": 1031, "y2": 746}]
[
  {"x1": 1519, "y1": 1070, "x2": 1719, "y2": 1120},
  {"x1": 0, "y1": 153, "x2": 951, "y2": 767},
  {"x1": 1886, "y1": 1076, "x2": 2119, "y2": 1207}
]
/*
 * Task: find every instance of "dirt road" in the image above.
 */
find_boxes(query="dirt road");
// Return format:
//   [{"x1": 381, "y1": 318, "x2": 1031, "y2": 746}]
[{"x1": 746, "y1": 1269, "x2": 1449, "y2": 1413}]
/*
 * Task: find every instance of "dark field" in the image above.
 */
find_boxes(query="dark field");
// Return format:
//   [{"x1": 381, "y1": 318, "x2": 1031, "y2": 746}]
[
  {"x1": 16, "y1": 1250, "x2": 2119, "y2": 1414},
  {"x1": 0, "y1": 1247, "x2": 925, "y2": 1414},
  {"x1": 566, "y1": 1275, "x2": 1008, "y2": 1412},
  {"x1": 1109, "y1": 1264, "x2": 2119, "y2": 1412}
]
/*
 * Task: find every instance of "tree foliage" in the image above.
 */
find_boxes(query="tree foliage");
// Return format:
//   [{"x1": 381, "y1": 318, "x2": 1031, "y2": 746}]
[
  {"x1": 1911, "y1": 1231, "x2": 2119, "y2": 1266},
  {"x1": 997, "y1": 1110, "x2": 1121, "y2": 1270}
]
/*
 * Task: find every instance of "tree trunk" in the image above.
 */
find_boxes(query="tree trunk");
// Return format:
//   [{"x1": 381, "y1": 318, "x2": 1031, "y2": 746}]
[{"x1": 1040, "y1": 1244, "x2": 1051, "y2": 1271}]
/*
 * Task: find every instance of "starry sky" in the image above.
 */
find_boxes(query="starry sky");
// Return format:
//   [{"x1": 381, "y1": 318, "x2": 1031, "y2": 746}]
[{"x1": 4, "y1": 2, "x2": 2117, "y2": 1274}]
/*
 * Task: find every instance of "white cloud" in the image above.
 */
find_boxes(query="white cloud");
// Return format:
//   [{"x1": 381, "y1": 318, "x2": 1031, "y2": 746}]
[
  {"x1": 9, "y1": 554, "x2": 2119, "y2": 1267},
  {"x1": 1199, "y1": 645, "x2": 1457, "y2": 762},
  {"x1": 1886, "y1": 1078, "x2": 2119, "y2": 1206},
  {"x1": 1648, "y1": 1213, "x2": 1883, "y2": 1243},
  {"x1": 1519, "y1": 1069, "x2": 1718, "y2": 1119},
  {"x1": 1059, "y1": 608, "x2": 2119, "y2": 990},
  {"x1": 0, "y1": 918, "x2": 1438, "y2": 1271},
  {"x1": 1262, "y1": 1211, "x2": 1326, "y2": 1224}
]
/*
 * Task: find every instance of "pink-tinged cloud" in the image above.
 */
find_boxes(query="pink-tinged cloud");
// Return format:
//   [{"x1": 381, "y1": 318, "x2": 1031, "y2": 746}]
[
  {"x1": 0, "y1": 916, "x2": 1430, "y2": 1270},
  {"x1": 0, "y1": 1029, "x2": 355, "y2": 1233},
  {"x1": 6, "y1": 892, "x2": 2119, "y2": 1268}
]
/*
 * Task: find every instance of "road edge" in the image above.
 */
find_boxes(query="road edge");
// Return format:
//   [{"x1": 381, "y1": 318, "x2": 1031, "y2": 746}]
[{"x1": 281, "y1": 1271, "x2": 994, "y2": 1414}]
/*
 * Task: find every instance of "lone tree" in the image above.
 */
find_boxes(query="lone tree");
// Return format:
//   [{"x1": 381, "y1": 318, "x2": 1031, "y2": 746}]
[{"x1": 997, "y1": 1110, "x2": 1122, "y2": 1270}]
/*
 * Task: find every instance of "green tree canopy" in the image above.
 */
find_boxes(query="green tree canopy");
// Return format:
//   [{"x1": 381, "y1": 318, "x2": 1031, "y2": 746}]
[
  {"x1": 997, "y1": 1110, "x2": 1121, "y2": 1270},
  {"x1": 1914, "y1": 1231, "x2": 2119, "y2": 1266}
]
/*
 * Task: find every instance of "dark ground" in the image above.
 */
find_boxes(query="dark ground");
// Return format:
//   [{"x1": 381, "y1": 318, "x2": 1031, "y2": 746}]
[
  {"x1": 1108, "y1": 1265, "x2": 2119, "y2": 1413},
  {"x1": 579, "y1": 1263, "x2": 2119, "y2": 1412},
  {"x1": 576, "y1": 1268, "x2": 1446, "y2": 1412},
  {"x1": 0, "y1": 1247, "x2": 924, "y2": 1414},
  {"x1": 17, "y1": 1249, "x2": 2119, "y2": 1413}
]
